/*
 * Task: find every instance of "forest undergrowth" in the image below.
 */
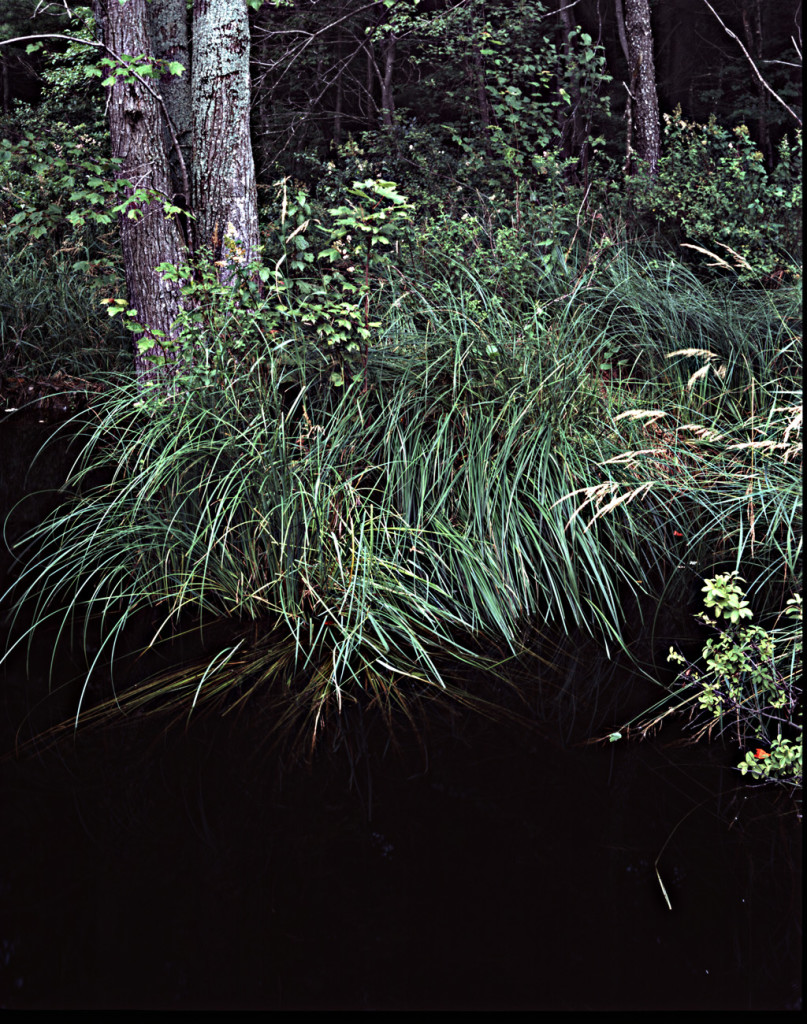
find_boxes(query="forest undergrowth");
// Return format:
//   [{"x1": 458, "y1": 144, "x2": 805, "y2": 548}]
[{"x1": 1, "y1": 208, "x2": 801, "y2": 787}]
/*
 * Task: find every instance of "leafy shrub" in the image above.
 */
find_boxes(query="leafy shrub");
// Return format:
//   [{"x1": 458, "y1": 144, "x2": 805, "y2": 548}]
[
  {"x1": 666, "y1": 576, "x2": 802, "y2": 791},
  {"x1": 628, "y1": 110, "x2": 802, "y2": 283},
  {"x1": 0, "y1": 106, "x2": 120, "y2": 279}
]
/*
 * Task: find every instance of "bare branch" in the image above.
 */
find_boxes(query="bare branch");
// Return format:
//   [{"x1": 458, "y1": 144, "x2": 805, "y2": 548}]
[
  {"x1": 0, "y1": 33, "x2": 103, "y2": 49},
  {"x1": 762, "y1": 60, "x2": 802, "y2": 69},
  {"x1": 540, "y1": 1, "x2": 584, "y2": 19},
  {"x1": 700, "y1": 0, "x2": 802, "y2": 127},
  {"x1": 33, "y1": 1, "x2": 74, "y2": 18}
]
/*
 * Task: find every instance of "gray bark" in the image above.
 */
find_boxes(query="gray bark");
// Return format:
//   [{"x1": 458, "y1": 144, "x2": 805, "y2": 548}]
[
  {"x1": 2, "y1": 54, "x2": 8, "y2": 113},
  {"x1": 93, "y1": 0, "x2": 260, "y2": 375},
  {"x1": 614, "y1": 0, "x2": 630, "y2": 65},
  {"x1": 333, "y1": 2, "x2": 345, "y2": 147},
  {"x1": 191, "y1": 0, "x2": 259, "y2": 271},
  {"x1": 94, "y1": 0, "x2": 187, "y2": 377},
  {"x1": 741, "y1": 0, "x2": 772, "y2": 164},
  {"x1": 147, "y1": 0, "x2": 193, "y2": 211},
  {"x1": 472, "y1": 45, "x2": 492, "y2": 157},
  {"x1": 623, "y1": 0, "x2": 660, "y2": 174}
]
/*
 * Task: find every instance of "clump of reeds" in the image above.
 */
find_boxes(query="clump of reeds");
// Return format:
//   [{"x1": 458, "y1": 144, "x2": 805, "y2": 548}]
[
  {"x1": 0, "y1": 248, "x2": 130, "y2": 379},
  {"x1": 2, "y1": 246, "x2": 800, "y2": 747}
]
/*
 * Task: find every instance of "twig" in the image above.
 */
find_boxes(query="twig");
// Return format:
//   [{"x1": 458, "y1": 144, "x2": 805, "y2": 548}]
[
  {"x1": 0, "y1": 32, "x2": 103, "y2": 49},
  {"x1": 0, "y1": 31, "x2": 192, "y2": 239},
  {"x1": 700, "y1": 0, "x2": 802, "y2": 127},
  {"x1": 654, "y1": 803, "x2": 704, "y2": 911}
]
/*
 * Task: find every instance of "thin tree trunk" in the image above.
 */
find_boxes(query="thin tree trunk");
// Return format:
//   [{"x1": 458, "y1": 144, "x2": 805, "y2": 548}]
[
  {"x1": 93, "y1": 0, "x2": 187, "y2": 377},
  {"x1": 622, "y1": 0, "x2": 660, "y2": 174},
  {"x1": 472, "y1": 44, "x2": 493, "y2": 157},
  {"x1": 742, "y1": 0, "x2": 772, "y2": 165},
  {"x1": 191, "y1": 0, "x2": 259, "y2": 273},
  {"x1": 379, "y1": 31, "x2": 396, "y2": 128},
  {"x1": 614, "y1": 0, "x2": 630, "y2": 65},
  {"x1": 1, "y1": 54, "x2": 8, "y2": 113},
  {"x1": 333, "y1": 2, "x2": 345, "y2": 148},
  {"x1": 334, "y1": 55, "x2": 344, "y2": 147},
  {"x1": 558, "y1": 3, "x2": 586, "y2": 174},
  {"x1": 366, "y1": 41, "x2": 374, "y2": 121}
]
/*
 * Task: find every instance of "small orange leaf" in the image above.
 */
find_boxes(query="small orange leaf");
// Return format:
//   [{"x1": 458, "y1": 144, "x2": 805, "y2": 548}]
[{"x1": 754, "y1": 748, "x2": 770, "y2": 759}]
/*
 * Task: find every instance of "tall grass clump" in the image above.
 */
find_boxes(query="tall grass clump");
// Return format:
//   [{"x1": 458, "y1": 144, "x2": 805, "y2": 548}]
[
  {"x1": 0, "y1": 248, "x2": 130, "y2": 379},
  {"x1": 564, "y1": 246, "x2": 801, "y2": 609},
  {"x1": 2, "y1": 244, "x2": 800, "y2": 746}
]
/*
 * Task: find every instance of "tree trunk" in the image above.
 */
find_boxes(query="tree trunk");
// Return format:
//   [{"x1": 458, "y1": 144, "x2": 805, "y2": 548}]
[
  {"x1": 741, "y1": 0, "x2": 772, "y2": 165},
  {"x1": 333, "y1": 52, "x2": 344, "y2": 148},
  {"x1": 192, "y1": 0, "x2": 259, "y2": 272},
  {"x1": 622, "y1": 0, "x2": 660, "y2": 174},
  {"x1": 332, "y1": 1, "x2": 345, "y2": 148},
  {"x1": 94, "y1": 0, "x2": 260, "y2": 375},
  {"x1": 1, "y1": 53, "x2": 8, "y2": 114},
  {"x1": 93, "y1": 0, "x2": 187, "y2": 377},
  {"x1": 471, "y1": 45, "x2": 493, "y2": 158},
  {"x1": 379, "y1": 31, "x2": 396, "y2": 129},
  {"x1": 365, "y1": 40, "x2": 374, "y2": 121},
  {"x1": 557, "y1": 3, "x2": 586, "y2": 175},
  {"x1": 146, "y1": 0, "x2": 193, "y2": 215}
]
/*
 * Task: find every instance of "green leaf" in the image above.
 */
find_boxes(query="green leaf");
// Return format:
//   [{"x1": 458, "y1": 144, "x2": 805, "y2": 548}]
[{"x1": 168, "y1": 61, "x2": 185, "y2": 76}]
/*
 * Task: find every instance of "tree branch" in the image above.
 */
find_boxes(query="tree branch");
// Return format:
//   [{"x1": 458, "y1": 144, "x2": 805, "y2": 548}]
[
  {"x1": 0, "y1": 33, "x2": 103, "y2": 49},
  {"x1": 0, "y1": 31, "x2": 192, "y2": 229},
  {"x1": 700, "y1": 0, "x2": 802, "y2": 127}
]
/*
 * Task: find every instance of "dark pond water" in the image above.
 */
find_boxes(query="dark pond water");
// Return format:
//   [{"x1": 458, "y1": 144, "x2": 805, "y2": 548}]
[{"x1": 0, "y1": 410, "x2": 801, "y2": 1010}]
